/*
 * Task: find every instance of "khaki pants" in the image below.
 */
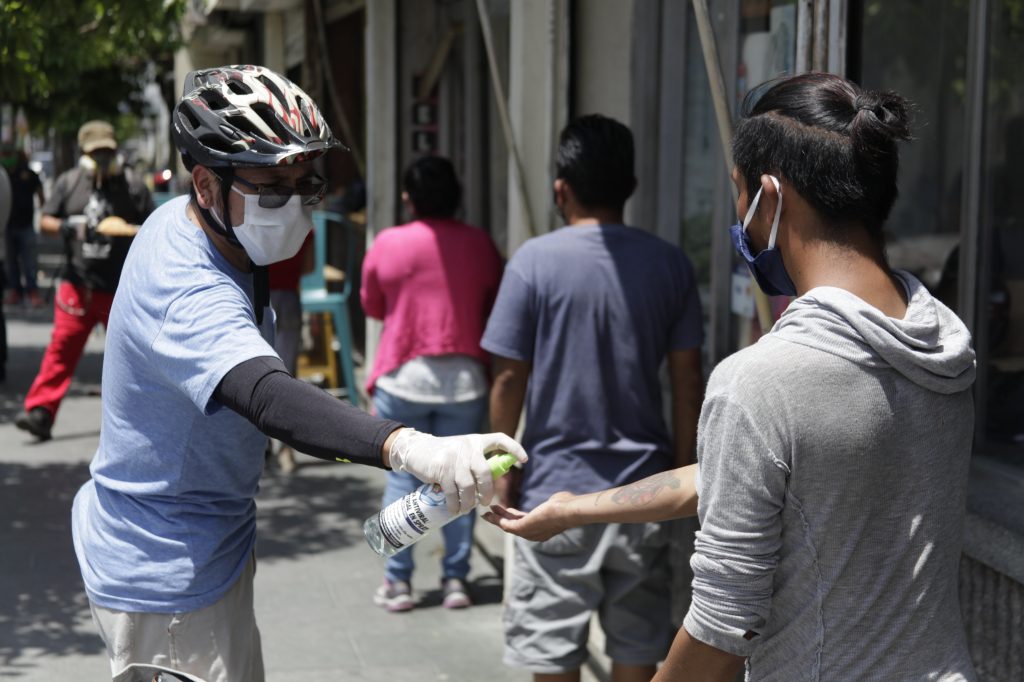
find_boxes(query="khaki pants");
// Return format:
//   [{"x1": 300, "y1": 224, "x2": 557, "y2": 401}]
[{"x1": 89, "y1": 555, "x2": 264, "y2": 682}]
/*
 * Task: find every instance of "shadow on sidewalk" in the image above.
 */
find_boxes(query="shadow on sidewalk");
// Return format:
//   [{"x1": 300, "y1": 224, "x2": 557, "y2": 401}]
[
  {"x1": 0, "y1": 460, "x2": 386, "y2": 674},
  {"x1": 413, "y1": 573, "x2": 504, "y2": 609},
  {"x1": 0, "y1": 460, "x2": 105, "y2": 674},
  {"x1": 255, "y1": 462, "x2": 382, "y2": 561}
]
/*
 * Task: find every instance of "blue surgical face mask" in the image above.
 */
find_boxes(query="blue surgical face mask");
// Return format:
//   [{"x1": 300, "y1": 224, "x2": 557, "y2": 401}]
[{"x1": 729, "y1": 175, "x2": 797, "y2": 297}]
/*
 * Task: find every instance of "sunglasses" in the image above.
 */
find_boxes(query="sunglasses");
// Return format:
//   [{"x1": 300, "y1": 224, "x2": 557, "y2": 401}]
[{"x1": 231, "y1": 173, "x2": 327, "y2": 208}]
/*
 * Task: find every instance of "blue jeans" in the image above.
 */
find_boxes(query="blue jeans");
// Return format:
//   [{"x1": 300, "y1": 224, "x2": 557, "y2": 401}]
[
  {"x1": 374, "y1": 387, "x2": 487, "y2": 583},
  {"x1": 5, "y1": 228, "x2": 38, "y2": 294}
]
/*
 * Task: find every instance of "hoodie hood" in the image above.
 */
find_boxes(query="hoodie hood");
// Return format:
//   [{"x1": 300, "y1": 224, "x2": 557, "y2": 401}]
[{"x1": 771, "y1": 270, "x2": 976, "y2": 394}]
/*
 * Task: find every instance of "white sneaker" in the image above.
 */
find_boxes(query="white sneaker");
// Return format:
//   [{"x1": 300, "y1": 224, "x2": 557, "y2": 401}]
[{"x1": 374, "y1": 579, "x2": 414, "y2": 612}]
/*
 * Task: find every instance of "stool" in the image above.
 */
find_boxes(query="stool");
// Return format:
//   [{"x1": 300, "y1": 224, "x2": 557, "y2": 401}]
[
  {"x1": 297, "y1": 311, "x2": 340, "y2": 390},
  {"x1": 300, "y1": 211, "x2": 358, "y2": 403}
]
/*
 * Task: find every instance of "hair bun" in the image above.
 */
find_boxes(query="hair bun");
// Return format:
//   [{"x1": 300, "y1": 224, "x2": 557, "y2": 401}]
[{"x1": 851, "y1": 90, "x2": 911, "y2": 144}]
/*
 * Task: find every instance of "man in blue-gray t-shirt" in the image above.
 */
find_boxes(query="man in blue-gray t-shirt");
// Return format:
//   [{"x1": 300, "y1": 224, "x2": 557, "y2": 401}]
[
  {"x1": 70, "y1": 65, "x2": 526, "y2": 682},
  {"x1": 482, "y1": 114, "x2": 704, "y2": 681}
]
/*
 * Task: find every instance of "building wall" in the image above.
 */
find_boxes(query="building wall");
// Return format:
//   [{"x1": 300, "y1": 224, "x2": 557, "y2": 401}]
[
  {"x1": 572, "y1": 0, "x2": 634, "y2": 124},
  {"x1": 960, "y1": 554, "x2": 1024, "y2": 681},
  {"x1": 506, "y1": 0, "x2": 569, "y2": 251},
  {"x1": 323, "y1": 8, "x2": 365, "y2": 190}
]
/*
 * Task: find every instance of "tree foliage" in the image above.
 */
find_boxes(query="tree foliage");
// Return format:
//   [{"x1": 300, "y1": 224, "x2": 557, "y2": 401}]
[{"x1": 0, "y1": 0, "x2": 186, "y2": 133}]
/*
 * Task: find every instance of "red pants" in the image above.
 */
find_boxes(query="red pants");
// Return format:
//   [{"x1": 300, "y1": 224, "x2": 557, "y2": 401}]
[{"x1": 24, "y1": 281, "x2": 114, "y2": 420}]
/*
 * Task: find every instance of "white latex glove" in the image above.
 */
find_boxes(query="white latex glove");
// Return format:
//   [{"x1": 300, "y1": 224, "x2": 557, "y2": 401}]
[{"x1": 387, "y1": 428, "x2": 528, "y2": 515}]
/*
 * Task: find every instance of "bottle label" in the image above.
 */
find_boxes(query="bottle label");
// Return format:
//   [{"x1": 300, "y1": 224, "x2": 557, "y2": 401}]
[{"x1": 378, "y1": 484, "x2": 454, "y2": 550}]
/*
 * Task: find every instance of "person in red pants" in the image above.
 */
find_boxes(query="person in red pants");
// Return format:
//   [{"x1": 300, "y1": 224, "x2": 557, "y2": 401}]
[{"x1": 15, "y1": 121, "x2": 153, "y2": 441}]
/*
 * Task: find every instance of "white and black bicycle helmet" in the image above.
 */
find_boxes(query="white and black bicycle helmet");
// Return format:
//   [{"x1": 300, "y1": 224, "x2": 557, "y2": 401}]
[
  {"x1": 172, "y1": 64, "x2": 343, "y2": 168},
  {"x1": 172, "y1": 65, "x2": 343, "y2": 324}
]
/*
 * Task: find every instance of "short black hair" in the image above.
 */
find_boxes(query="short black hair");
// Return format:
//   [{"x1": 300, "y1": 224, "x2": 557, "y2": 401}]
[
  {"x1": 555, "y1": 114, "x2": 636, "y2": 211},
  {"x1": 733, "y1": 72, "x2": 911, "y2": 242},
  {"x1": 403, "y1": 155, "x2": 461, "y2": 218}
]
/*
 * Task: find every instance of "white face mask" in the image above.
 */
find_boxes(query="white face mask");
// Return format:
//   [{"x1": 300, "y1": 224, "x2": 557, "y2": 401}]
[
  {"x1": 79, "y1": 152, "x2": 122, "y2": 180},
  {"x1": 227, "y1": 186, "x2": 313, "y2": 265}
]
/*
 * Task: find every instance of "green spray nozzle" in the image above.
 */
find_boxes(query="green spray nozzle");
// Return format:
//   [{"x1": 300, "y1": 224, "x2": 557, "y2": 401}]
[{"x1": 487, "y1": 453, "x2": 520, "y2": 479}]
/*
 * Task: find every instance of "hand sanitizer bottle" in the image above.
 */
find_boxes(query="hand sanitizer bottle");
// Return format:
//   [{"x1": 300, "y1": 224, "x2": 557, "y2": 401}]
[{"x1": 363, "y1": 453, "x2": 519, "y2": 558}]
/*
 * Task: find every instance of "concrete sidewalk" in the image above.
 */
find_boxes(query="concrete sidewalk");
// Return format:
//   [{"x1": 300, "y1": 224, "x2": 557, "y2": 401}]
[{"x1": 0, "y1": 306, "x2": 530, "y2": 681}]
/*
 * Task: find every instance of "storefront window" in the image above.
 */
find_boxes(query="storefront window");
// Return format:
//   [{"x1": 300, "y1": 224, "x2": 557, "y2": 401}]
[
  {"x1": 855, "y1": 1, "x2": 968, "y2": 307},
  {"x1": 978, "y1": 0, "x2": 1024, "y2": 460},
  {"x1": 857, "y1": 0, "x2": 1023, "y2": 465},
  {"x1": 737, "y1": 0, "x2": 796, "y2": 99}
]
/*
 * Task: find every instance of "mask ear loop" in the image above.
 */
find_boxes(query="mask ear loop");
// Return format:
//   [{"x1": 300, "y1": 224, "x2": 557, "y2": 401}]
[
  {"x1": 741, "y1": 187, "x2": 763, "y2": 232},
  {"x1": 193, "y1": 168, "x2": 244, "y2": 249},
  {"x1": 741, "y1": 175, "x2": 783, "y2": 243},
  {"x1": 765, "y1": 175, "x2": 783, "y2": 249}
]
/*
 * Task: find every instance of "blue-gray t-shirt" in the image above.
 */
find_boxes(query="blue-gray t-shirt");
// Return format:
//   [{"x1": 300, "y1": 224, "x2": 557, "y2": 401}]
[
  {"x1": 481, "y1": 225, "x2": 703, "y2": 511},
  {"x1": 71, "y1": 196, "x2": 279, "y2": 613}
]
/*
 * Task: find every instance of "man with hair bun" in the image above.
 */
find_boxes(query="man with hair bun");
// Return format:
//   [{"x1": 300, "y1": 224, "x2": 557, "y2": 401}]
[{"x1": 486, "y1": 74, "x2": 977, "y2": 681}]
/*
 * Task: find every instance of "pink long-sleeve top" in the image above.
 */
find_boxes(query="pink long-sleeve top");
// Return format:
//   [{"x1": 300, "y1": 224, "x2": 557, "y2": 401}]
[{"x1": 361, "y1": 218, "x2": 504, "y2": 394}]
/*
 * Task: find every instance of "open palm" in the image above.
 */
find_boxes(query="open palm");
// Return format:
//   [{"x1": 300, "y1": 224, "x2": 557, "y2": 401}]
[{"x1": 482, "y1": 491, "x2": 576, "y2": 542}]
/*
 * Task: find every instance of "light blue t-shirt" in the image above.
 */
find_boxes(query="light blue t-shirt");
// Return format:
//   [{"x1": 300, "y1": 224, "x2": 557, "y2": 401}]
[
  {"x1": 71, "y1": 196, "x2": 279, "y2": 613},
  {"x1": 481, "y1": 224, "x2": 703, "y2": 511}
]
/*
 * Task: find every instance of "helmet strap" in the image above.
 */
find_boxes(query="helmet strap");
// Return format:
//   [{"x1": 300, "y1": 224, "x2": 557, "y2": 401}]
[
  {"x1": 215, "y1": 168, "x2": 268, "y2": 324},
  {"x1": 191, "y1": 168, "x2": 243, "y2": 248},
  {"x1": 189, "y1": 167, "x2": 269, "y2": 325},
  {"x1": 253, "y1": 263, "x2": 269, "y2": 326}
]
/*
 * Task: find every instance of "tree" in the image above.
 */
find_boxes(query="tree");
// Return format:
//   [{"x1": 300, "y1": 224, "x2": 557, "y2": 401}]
[{"x1": 0, "y1": 0, "x2": 186, "y2": 135}]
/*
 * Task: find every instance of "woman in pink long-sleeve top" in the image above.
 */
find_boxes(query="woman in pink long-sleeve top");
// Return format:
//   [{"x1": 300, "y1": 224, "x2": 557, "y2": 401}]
[{"x1": 361, "y1": 156, "x2": 503, "y2": 613}]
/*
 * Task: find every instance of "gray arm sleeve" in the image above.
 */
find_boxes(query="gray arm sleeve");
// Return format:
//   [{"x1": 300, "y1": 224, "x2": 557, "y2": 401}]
[{"x1": 683, "y1": 395, "x2": 790, "y2": 657}]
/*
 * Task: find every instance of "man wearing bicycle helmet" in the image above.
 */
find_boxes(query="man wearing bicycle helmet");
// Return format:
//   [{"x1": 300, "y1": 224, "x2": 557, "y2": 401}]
[{"x1": 69, "y1": 65, "x2": 527, "y2": 682}]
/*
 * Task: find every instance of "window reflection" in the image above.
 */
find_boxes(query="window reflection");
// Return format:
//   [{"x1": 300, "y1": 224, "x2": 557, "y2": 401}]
[
  {"x1": 979, "y1": 1, "x2": 1024, "y2": 455},
  {"x1": 858, "y1": 1, "x2": 1024, "y2": 457},
  {"x1": 857, "y1": 1, "x2": 968, "y2": 299}
]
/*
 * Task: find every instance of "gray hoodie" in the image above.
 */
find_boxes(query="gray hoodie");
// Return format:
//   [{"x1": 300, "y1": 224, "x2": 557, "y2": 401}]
[{"x1": 684, "y1": 271, "x2": 976, "y2": 681}]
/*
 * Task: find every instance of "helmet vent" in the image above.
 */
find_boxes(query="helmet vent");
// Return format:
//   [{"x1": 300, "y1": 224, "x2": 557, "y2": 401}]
[
  {"x1": 200, "y1": 89, "x2": 231, "y2": 110},
  {"x1": 199, "y1": 134, "x2": 237, "y2": 154},
  {"x1": 226, "y1": 115, "x2": 265, "y2": 141},
  {"x1": 179, "y1": 104, "x2": 201, "y2": 130},
  {"x1": 258, "y1": 75, "x2": 288, "y2": 110},
  {"x1": 250, "y1": 103, "x2": 290, "y2": 142},
  {"x1": 226, "y1": 79, "x2": 251, "y2": 95},
  {"x1": 295, "y1": 96, "x2": 314, "y2": 137}
]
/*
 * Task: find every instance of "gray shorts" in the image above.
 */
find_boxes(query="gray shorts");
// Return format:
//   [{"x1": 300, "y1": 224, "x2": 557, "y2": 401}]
[
  {"x1": 503, "y1": 522, "x2": 673, "y2": 673},
  {"x1": 89, "y1": 555, "x2": 264, "y2": 682}
]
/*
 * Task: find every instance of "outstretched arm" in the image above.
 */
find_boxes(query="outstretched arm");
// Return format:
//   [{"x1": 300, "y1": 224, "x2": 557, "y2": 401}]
[
  {"x1": 215, "y1": 356, "x2": 402, "y2": 468},
  {"x1": 40, "y1": 214, "x2": 63, "y2": 234},
  {"x1": 483, "y1": 464, "x2": 698, "y2": 541},
  {"x1": 653, "y1": 626, "x2": 745, "y2": 682},
  {"x1": 215, "y1": 356, "x2": 527, "y2": 514}
]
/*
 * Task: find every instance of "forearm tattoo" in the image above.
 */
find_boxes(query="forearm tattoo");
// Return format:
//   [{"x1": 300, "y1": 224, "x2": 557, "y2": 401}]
[{"x1": 608, "y1": 471, "x2": 682, "y2": 507}]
